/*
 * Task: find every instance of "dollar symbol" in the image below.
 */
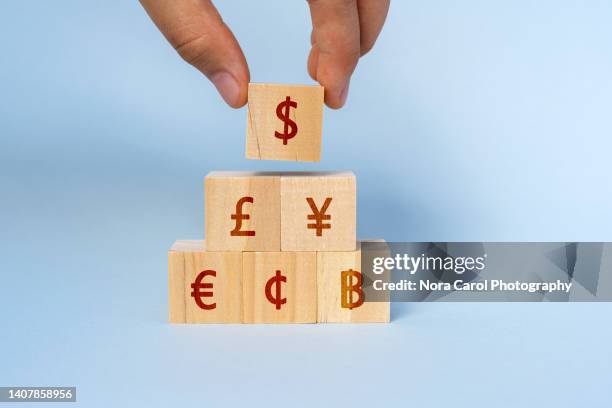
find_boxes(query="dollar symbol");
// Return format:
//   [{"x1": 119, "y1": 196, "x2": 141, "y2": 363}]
[
  {"x1": 274, "y1": 96, "x2": 298, "y2": 145},
  {"x1": 341, "y1": 269, "x2": 364, "y2": 309},
  {"x1": 265, "y1": 270, "x2": 287, "y2": 310}
]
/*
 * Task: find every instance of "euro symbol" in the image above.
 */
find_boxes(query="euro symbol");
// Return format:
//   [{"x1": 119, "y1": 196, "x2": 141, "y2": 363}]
[
  {"x1": 265, "y1": 270, "x2": 287, "y2": 310},
  {"x1": 341, "y1": 269, "x2": 364, "y2": 309},
  {"x1": 306, "y1": 197, "x2": 332, "y2": 237},
  {"x1": 191, "y1": 270, "x2": 216, "y2": 310},
  {"x1": 231, "y1": 196, "x2": 255, "y2": 237}
]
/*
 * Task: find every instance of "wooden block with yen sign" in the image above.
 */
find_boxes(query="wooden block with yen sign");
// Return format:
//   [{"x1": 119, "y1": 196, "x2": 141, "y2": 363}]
[
  {"x1": 168, "y1": 240, "x2": 242, "y2": 323},
  {"x1": 281, "y1": 172, "x2": 356, "y2": 251},
  {"x1": 317, "y1": 241, "x2": 390, "y2": 323},
  {"x1": 205, "y1": 172, "x2": 280, "y2": 251},
  {"x1": 246, "y1": 83, "x2": 324, "y2": 162},
  {"x1": 242, "y1": 251, "x2": 317, "y2": 323}
]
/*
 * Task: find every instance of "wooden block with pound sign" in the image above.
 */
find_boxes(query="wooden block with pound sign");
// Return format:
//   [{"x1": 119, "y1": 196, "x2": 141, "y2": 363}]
[
  {"x1": 168, "y1": 240, "x2": 242, "y2": 323},
  {"x1": 205, "y1": 172, "x2": 280, "y2": 251},
  {"x1": 242, "y1": 251, "x2": 317, "y2": 323},
  {"x1": 281, "y1": 172, "x2": 356, "y2": 251},
  {"x1": 246, "y1": 83, "x2": 324, "y2": 162},
  {"x1": 317, "y1": 241, "x2": 390, "y2": 323}
]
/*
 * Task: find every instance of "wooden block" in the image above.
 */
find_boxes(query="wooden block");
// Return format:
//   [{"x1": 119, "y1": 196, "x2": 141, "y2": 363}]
[
  {"x1": 168, "y1": 240, "x2": 242, "y2": 323},
  {"x1": 246, "y1": 83, "x2": 324, "y2": 162},
  {"x1": 243, "y1": 251, "x2": 317, "y2": 323},
  {"x1": 205, "y1": 172, "x2": 280, "y2": 251},
  {"x1": 317, "y1": 241, "x2": 390, "y2": 323},
  {"x1": 281, "y1": 172, "x2": 356, "y2": 251}
]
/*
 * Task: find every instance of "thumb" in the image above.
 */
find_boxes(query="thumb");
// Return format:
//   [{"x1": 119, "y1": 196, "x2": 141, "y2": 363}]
[
  {"x1": 140, "y1": 0, "x2": 249, "y2": 108},
  {"x1": 307, "y1": 0, "x2": 361, "y2": 109}
]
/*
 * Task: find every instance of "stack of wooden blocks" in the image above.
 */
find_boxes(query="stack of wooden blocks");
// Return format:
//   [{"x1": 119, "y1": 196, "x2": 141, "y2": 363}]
[{"x1": 168, "y1": 84, "x2": 389, "y2": 324}]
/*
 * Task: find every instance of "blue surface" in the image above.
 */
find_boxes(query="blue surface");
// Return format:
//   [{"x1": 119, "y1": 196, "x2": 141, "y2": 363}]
[{"x1": 1, "y1": 1, "x2": 611, "y2": 406}]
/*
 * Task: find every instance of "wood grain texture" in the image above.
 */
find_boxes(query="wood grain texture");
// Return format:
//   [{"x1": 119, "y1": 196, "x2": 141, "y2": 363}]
[
  {"x1": 317, "y1": 241, "x2": 390, "y2": 323},
  {"x1": 205, "y1": 172, "x2": 281, "y2": 251},
  {"x1": 281, "y1": 172, "x2": 356, "y2": 251},
  {"x1": 246, "y1": 83, "x2": 324, "y2": 162},
  {"x1": 168, "y1": 240, "x2": 242, "y2": 324},
  {"x1": 242, "y1": 251, "x2": 317, "y2": 323}
]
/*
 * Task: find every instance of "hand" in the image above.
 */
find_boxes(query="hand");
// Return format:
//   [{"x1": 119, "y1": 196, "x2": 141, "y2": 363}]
[{"x1": 140, "y1": 0, "x2": 390, "y2": 109}]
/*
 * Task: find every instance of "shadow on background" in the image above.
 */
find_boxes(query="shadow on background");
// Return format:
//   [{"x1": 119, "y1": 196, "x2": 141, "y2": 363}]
[{"x1": 391, "y1": 302, "x2": 413, "y2": 322}]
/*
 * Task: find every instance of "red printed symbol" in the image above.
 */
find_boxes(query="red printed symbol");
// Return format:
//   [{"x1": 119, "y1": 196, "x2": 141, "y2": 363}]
[
  {"x1": 231, "y1": 196, "x2": 255, "y2": 236},
  {"x1": 265, "y1": 270, "x2": 287, "y2": 310},
  {"x1": 275, "y1": 96, "x2": 298, "y2": 145},
  {"x1": 191, "y1": 270, "x2": 216, "y2": 310},
  {"x1": 341, "y1": 269, "x2": 364, "y2": 309},
  {"x1": 306, "y1": 197, "x2": 332, "y2": 236}
]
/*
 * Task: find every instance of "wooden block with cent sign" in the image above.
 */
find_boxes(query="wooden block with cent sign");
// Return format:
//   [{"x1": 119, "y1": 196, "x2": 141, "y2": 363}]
[
  {"x1": 246, "y1": 83, "x2": 324, "y2": 162},
  {"x1": 317, "y1": 241, "x2": 390, "y2": 323},
  {"x1": 242, "y1": 251, "x2": 317, "y2": 323},
  {"x1": 168, "y1": 240, "x2": 242, "y2": 324},
  {"x1": 205, "y1": 172, "x2": 280, "y2": 252},
  {"x1": 281, "y1": 172, "x2": 356, "y2": 251}
]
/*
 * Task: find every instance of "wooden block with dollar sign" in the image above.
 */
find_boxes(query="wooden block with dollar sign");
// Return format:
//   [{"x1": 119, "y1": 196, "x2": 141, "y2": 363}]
[{"x1": 246, "y1": 83, "x2": 324, "y2": 162}]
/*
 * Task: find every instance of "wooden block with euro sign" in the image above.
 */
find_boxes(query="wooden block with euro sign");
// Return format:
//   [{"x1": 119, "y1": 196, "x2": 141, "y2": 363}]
[
  {"x1": 168, "y1": 240, "x2": 242, "y2": 324},
  {"x1": 246, "y1": 83, "x2": 324, "y2": 162}
]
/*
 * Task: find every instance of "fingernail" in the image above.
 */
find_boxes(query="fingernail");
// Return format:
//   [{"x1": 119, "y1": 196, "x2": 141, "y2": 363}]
[
  {"x1": 210, "y1": 71, "x2": 241, "y2": 107},
  {"x1": 338, "y1": 81, "x2": 350, "y2": 107}
]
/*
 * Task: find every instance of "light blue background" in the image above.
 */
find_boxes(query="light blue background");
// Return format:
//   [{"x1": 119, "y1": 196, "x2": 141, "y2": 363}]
[{"x1": 1, "y1": 1, "x2": 611, "y2": 406}]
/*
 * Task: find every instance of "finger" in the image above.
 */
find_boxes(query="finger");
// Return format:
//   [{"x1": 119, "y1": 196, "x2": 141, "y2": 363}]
[
  {"x1": 307, "y1": 45, "x2": 319, "y2": 80},
  {"x1": 307, "y1": 0, "x2": 361, "y2": 109},
  {"x1": 357, "y1": 0, "x2": 390, "y2": 55},
  {"x1": 307, "y1": 28, "x2": 319, "y2": 80},
  {"x1": 140, "y1": 0, "x2": 249, "y2": 108}
]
